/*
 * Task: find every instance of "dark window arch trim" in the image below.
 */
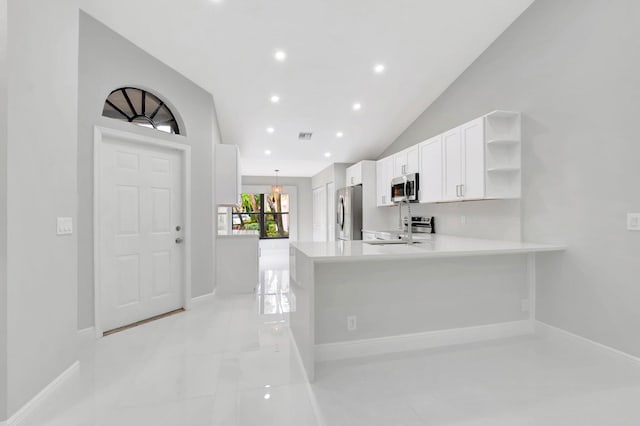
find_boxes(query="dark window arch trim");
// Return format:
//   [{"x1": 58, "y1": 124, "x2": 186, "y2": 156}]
[{"x1": 102, "y1": 87, "x2": 181, "y2": 135}]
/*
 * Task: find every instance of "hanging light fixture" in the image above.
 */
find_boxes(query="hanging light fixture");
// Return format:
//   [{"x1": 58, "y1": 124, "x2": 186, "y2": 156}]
[{"x1": 271, "y1": 169, "x2": 283, "y2": 198}]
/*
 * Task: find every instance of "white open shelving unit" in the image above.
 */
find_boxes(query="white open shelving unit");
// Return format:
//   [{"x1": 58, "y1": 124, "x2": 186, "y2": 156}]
[{"x1": 484, "y1": 110, "x2": 521, "y2": 199}]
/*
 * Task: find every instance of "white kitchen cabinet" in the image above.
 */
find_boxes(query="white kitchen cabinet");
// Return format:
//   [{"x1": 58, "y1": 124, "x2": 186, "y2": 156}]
[
  {"x1": 215, "y1": 144, "x2": 241, "y2": 206},
  {"x1": 461, "y1": 117, "x2": 486, "y2": 200},
  {"x1": 418, "y1": 135, "x2": 443, "y2": 203},
  {"x1": 346, "y1": 162, "x2": 363, "y2": 186},
  {"x1": 312, "y1": 185, "x2": 327, "y2": 241},
  {"x1": 442, "y1": 117, "x2": 485, "y2": 201},
  {"x1": 376, "y1": 156, "x2": 394, "y2": 206},
  {"x1": 393, "y1": 145, "x2": 419, "y2": 176}
]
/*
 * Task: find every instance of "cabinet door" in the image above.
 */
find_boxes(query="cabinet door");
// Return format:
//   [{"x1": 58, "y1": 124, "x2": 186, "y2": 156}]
[
  {"x1": 442, "y1": 128, "x2": 462, "y2": 201},
  {"x1": 376, "y1": 156, "x2": 393, "y2": 206},
  {"x1": 312, "y1": 186, "x2": 327, "y2": 242},
  {"x1": 376, "y1": 160, "x2": 385, "y2": 206},
  {"x1": 406, "y1": 145, "x2": 419, "y2": 174},
  {"x1": 346, "y1": 162, "x2": 362, "y2": 186},
  {"x1": 393, "y1": 151, "x2": 407, "y2": 176},
  {"x1": 383, "y1": 157, "x2": 395, "y2": 205},
  {"x1": 419, "y1": 136, "x2": 443, "y2": 203},
  {"x1": 461, "y1": 118, "x2": 485, "y2": 199}
]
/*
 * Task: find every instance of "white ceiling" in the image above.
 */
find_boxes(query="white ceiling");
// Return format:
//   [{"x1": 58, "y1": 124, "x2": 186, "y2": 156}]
[{"x1": 80, "y1": 0, "x2": 534, "y2": 177}]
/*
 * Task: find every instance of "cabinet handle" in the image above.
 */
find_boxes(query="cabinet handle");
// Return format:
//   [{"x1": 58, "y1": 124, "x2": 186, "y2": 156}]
[
  {"x1": 456, "y1": 185, "x2": 461, "y2": 197},
  {"x1": 460, "y1": 184, "x2": 464, "y2": 197}
]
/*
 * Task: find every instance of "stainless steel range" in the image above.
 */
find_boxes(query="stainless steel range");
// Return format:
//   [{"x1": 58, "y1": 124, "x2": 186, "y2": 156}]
[{"x1": 403, "y1": 216, "x2": 435, "y2": 234}]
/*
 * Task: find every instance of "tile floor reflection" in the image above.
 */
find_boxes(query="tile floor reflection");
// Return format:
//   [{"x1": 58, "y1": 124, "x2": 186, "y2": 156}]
[{"x1": 18, "y1": 248, "x2": 640, "y2": 425}]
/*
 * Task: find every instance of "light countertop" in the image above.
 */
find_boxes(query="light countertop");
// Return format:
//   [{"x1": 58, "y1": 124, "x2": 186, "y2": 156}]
[{"x1": 291, "y1": 235, "x2": 565, "y2": 263}]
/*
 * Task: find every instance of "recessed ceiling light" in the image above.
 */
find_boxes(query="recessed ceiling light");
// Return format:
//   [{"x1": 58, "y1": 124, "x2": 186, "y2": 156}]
[
  {"x1": 336, "y1": 131, "x2": 344, "y2": 138},
  {"x1": 274, "y1": 50, "x2": 286, "y2": 61},
  {"x1": 270, "y1": 95, "x2": 280, "y2": 103},
  {"x1": 373, "y1": 64, "x2": 385, "y2": 74},
  {"x1": 324, "y1": 152, "x2": 332, "y2": 158},
  {"x1": 352, "y1": 103, "x2": 362, "y2": 111},
  {"x1": 266, "y1": 127, "x2": 275, "y2": 134},
  {"x1": 264, "y1": 393, "x2": 271, "y2": 400},
  {"x1": 264, "y1": 150, "x2": 271, "y2": 155}
]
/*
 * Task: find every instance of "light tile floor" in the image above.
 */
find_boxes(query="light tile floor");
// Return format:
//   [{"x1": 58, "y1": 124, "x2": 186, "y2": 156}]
[{"x1": 20, "y1": 251, "x2": 640, "y2": 425}]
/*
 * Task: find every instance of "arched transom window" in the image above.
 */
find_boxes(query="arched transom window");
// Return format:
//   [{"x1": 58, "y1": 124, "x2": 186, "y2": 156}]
[{"x1": 102, "y1": 87, "x2": 180, "y2": 135}]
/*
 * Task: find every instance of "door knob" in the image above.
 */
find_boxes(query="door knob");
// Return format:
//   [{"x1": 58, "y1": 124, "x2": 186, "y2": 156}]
[{"x1": 175, "y1": 237, "x2": 184, "y2": 244}]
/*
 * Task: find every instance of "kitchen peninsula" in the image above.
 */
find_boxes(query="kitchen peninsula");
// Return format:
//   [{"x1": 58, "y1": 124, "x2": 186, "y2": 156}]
[{"x1": 289, "y1": 235, "x2": 565, "y2": 381}]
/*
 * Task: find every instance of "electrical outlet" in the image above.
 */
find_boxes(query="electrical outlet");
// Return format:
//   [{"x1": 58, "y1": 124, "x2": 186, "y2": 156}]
[
  {"x1": 521, "y1": 298, "x2": 530, "y2": 313},
  {"x1": 57, "y1": 217, "x2": 73, "y2": 235},
  {"x1": 627, "y1": 213, "x2": 640, "y2": 231},
  {"x1": 347, "y1": 315, "x2": 357, "y2": 331}
]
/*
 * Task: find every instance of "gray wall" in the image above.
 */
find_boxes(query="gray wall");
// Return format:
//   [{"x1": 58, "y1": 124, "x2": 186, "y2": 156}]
[
  {"x1": 382, "y1": 0, "x2": 640, "y2": 356},
  {"x1": 242, "y1": 176, "x2": 313, "y2": 242},
  {"x1": 78, "y1": 13, "x2": 220, "y2": 329},
  {"x1": 0, "y1": 0, "x2": 7, "y2": 419},
  {"x1": 5, "y1": 0, "x2": 79, "y2": 417}
]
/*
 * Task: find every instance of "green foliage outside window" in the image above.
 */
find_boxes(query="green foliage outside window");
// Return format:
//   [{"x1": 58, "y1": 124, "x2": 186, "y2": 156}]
[{"x1": 233, "y1": 193, "x2": 289, "y2": 239}]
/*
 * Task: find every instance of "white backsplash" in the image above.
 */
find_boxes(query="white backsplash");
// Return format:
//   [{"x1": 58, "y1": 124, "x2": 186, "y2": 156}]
[{"x1": 379, "y1": 199, "x2": 522, "y2": 241}]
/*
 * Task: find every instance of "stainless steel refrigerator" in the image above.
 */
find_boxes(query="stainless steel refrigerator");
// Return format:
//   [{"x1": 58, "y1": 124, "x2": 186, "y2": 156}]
[{"x1": 336, "y1": 185, "x2": 363, "y2": 241}]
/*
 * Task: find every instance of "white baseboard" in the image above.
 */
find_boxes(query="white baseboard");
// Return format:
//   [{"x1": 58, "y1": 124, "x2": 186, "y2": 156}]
[
  {"x1": 287, "y1": 329, "x2": 326, "y2": 426},
  {"x1": 535, "y1": 321, "x2": 640, "y2": 366},
  {"x1": 5, "y1": 360, "x2": 79, "y2": 426},
  {"x1": 315, "y1": 320, "x2": 533, "y2": 362},
  {"x1": 191, "y1": 289, "x2": 217, "y2": 305}
]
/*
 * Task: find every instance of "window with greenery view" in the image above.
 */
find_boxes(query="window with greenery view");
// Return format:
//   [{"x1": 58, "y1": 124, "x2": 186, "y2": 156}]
[{"x1": 233, "y1": 193, "x2": 289, "y2": 239}]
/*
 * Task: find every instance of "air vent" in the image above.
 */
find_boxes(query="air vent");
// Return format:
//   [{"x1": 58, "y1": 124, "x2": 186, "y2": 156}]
[{"x1": 298, "y1": 132, "x2": 313, "y2": 141}]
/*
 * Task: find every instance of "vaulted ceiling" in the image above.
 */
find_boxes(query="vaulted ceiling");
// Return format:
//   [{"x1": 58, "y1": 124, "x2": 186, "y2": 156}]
[{"x1": 81, "y1": 0, "x2": 534, "y2": 176}]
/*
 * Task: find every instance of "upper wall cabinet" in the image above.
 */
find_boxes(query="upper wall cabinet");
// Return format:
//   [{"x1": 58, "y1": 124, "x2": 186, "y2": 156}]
[
  {"x1": 393, "y1": 145, "x2": 419, "y2": 176},
  {"x1": 215, "y1": 144, "x2": 241, "y2": 206},
  {"x1": 346, "y1": 162, "x2": 363, "y2": 186},
  {"x1": 376, "y1": 110, "x2": 521, "y2": 207},
  {"x1": 436, "y1": 111, "x2": 521, "y2": 202},
  {"x1": 418, "y1": 135, "x2": 443, "y2": 203},
  {"x1": 442, "y1": 117, "x2": 485, "y2": 201},
  {"x1": 376, "y1": 156, "x2": 394, "y2": 206}
]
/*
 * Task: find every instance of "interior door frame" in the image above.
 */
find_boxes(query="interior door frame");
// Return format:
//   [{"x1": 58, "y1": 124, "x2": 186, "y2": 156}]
[{"x1": 93, "y1": 126, "x2": 192, "y2": 338}]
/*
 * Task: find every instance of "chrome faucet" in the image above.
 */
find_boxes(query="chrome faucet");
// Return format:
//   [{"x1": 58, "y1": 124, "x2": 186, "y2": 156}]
[{"x1": 400, "y1": 198, "x2": 414, "y2": 245}]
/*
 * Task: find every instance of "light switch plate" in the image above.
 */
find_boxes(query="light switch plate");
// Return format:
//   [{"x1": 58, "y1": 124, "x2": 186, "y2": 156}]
[
  {"x1": 627, "y1": 213, "x2": 640, "y2": 231},
  {"x1": 57, "y1": 217, "x2": 73, "y2": 235}
]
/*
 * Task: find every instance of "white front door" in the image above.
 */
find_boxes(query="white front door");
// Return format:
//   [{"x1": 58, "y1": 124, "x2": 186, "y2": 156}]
[{"x1": 98, "y1": 135, "x2": 184, "y2": 332}]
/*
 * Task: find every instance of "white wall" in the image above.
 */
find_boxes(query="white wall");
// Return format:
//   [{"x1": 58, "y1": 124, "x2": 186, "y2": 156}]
[
  {"x1": 77, "y1": 12, "x2": 220, "y2": 329},
  {"x1": 0, "y1": 0, "x2": 8, "y2": 419},
  {"x1": 381, "y1": 0, "x2": 640, "y2": 356},
  {"x1": 242, "y1": 176, "x2": 313, "y2": 242},
  {"x1": 5, "y1": 0, "x2": 79, "y2": 418}
]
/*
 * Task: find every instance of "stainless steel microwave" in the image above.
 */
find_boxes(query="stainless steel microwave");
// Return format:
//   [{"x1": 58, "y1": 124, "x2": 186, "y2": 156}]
[{"x1": 391, "y1": 173, "x2": 419, "y2": 203}]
